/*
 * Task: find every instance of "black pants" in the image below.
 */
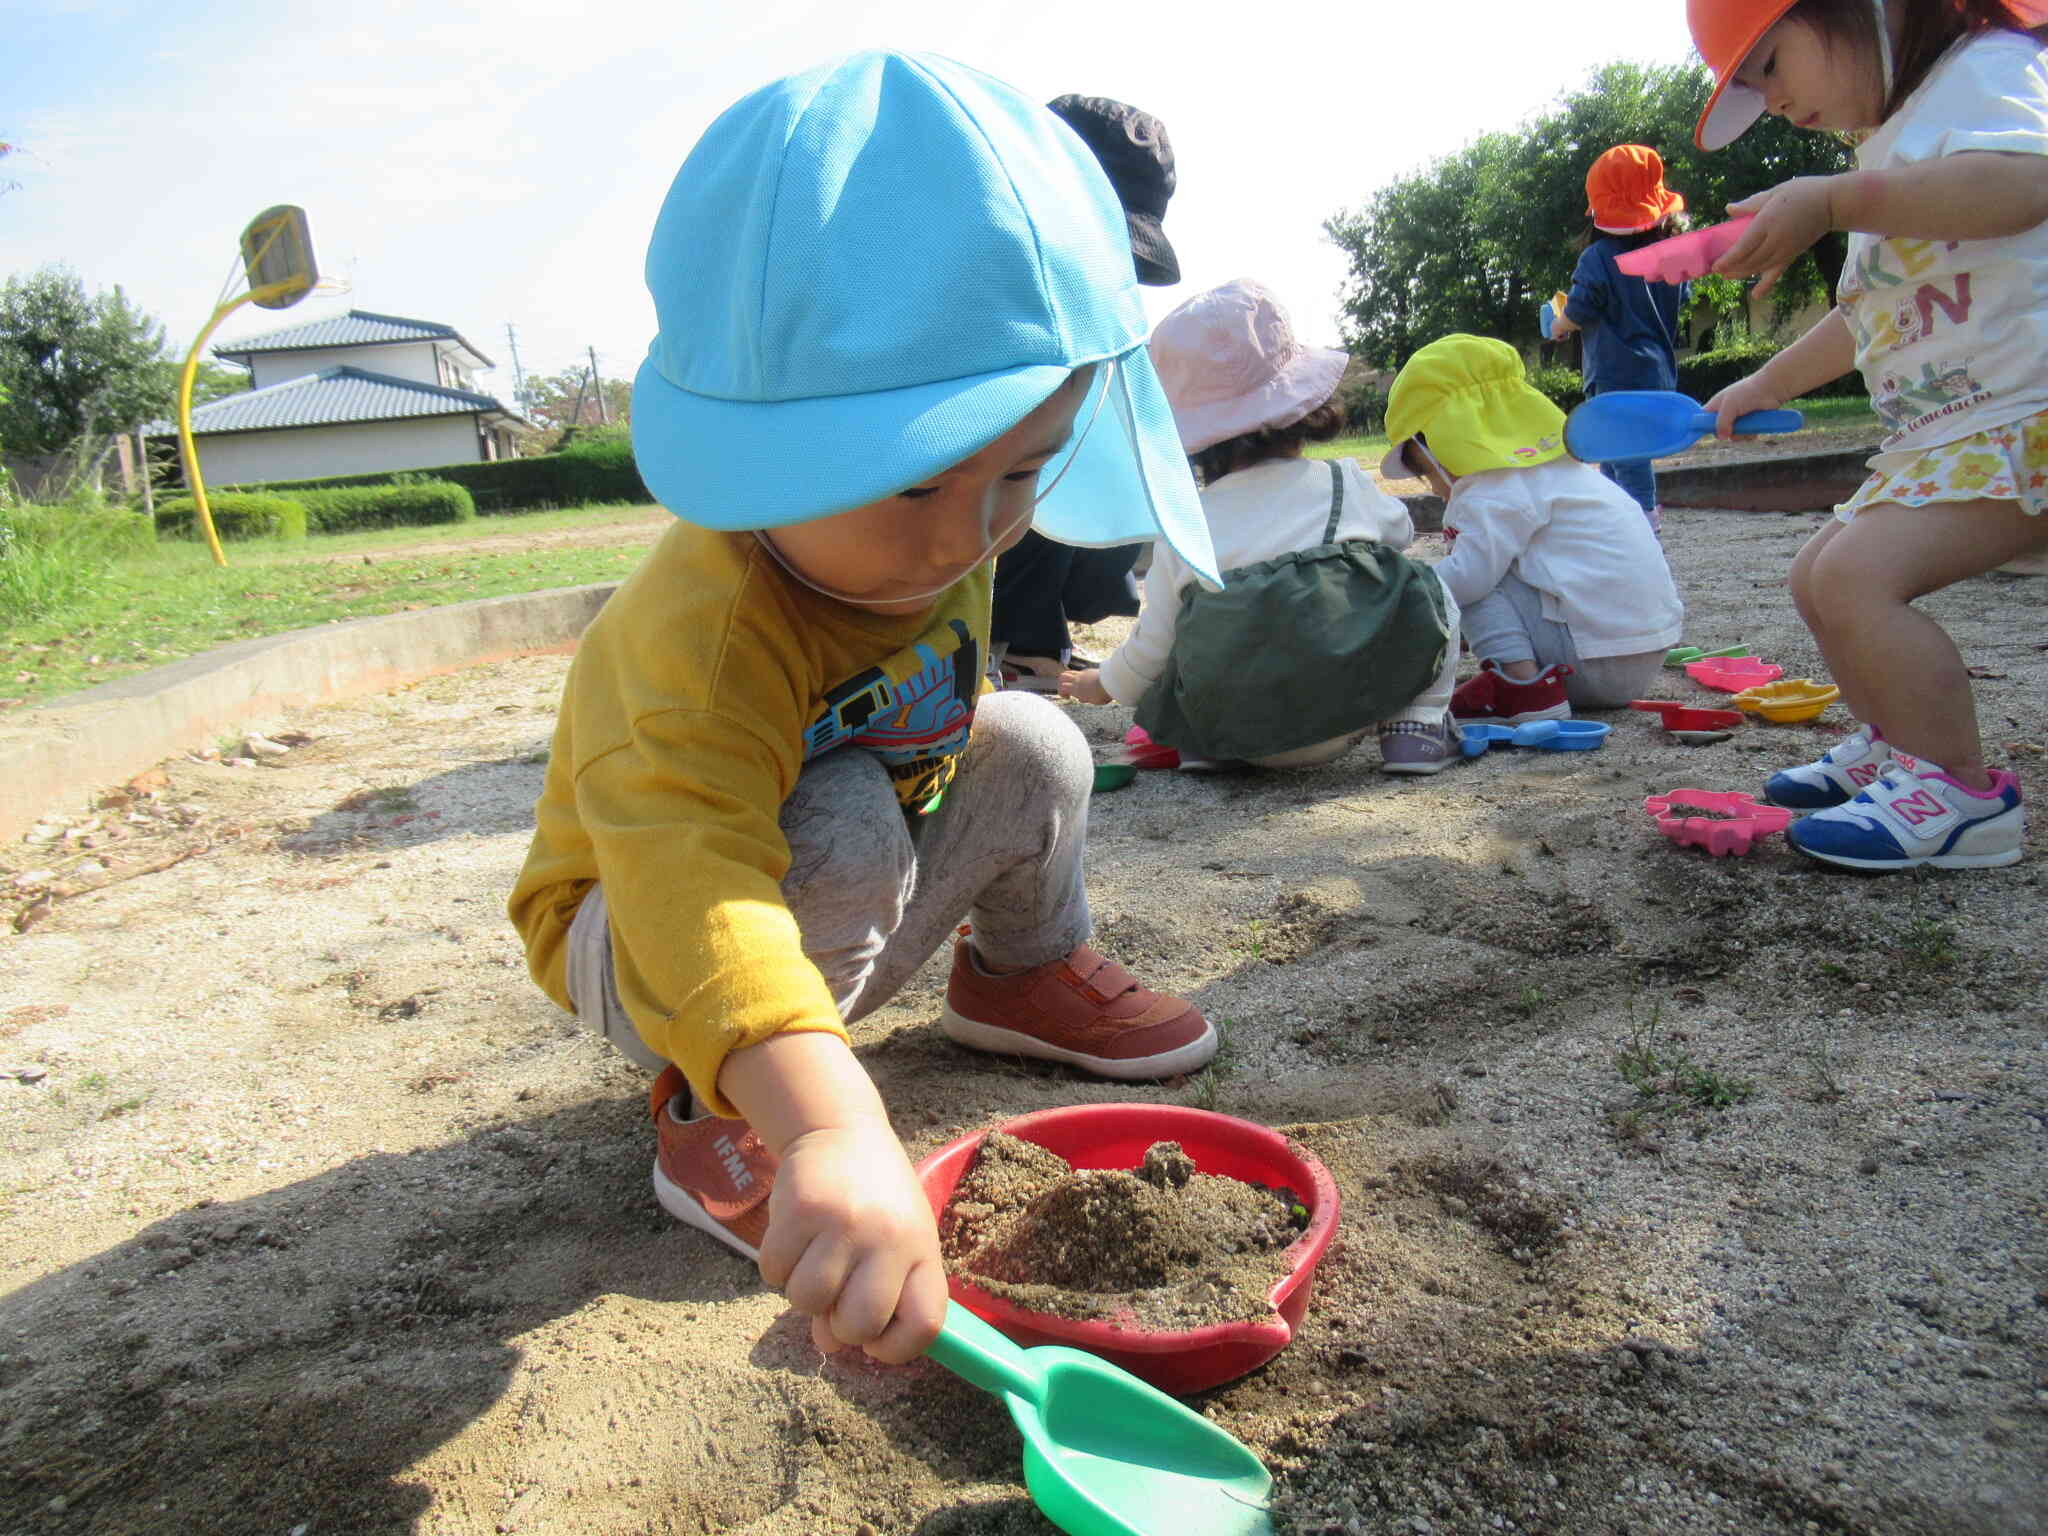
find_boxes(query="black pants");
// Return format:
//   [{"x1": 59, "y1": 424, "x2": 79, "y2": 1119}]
[{"x1": 990, "y1": 530, "x2": 1143, "y2": 657}]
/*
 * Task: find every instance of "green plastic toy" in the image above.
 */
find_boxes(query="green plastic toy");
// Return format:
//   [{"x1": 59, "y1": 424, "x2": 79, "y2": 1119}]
[
  {"x1": 1092, "y1": 762, "x2": 1138, "y2": 793},
  {"x1": 925, "y1": 1302, "x2": 1274, "y2": 1536},
  {"x1": 1664, "y1": 643, "x2": 1752, "y2": 668}
]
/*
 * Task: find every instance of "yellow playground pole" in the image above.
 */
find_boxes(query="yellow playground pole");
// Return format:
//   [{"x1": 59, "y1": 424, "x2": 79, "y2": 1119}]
[
  {"x1": 175, "y1": 289, "x2": 282, "y2": 568},
  {"x1": 174, "y1": 208, "x2": 317, "y2": 568}
]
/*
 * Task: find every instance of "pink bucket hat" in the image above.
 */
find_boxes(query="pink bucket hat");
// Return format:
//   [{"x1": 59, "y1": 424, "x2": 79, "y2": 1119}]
[{"x1": 1149, "y1": 278, "x2": 1350, "y2": 453}]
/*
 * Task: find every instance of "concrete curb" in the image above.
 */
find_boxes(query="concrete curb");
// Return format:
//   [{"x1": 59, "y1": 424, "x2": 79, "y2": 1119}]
[
  {"x1": 1, "y1": 583, "x2": 617, "y2": 845},
  {"x1": 1656, "y1": 445, "x2": 1878, "y2": 512},
  {"x1": 1393, "y1": 443, "x2": 1883, "y2": 526}
]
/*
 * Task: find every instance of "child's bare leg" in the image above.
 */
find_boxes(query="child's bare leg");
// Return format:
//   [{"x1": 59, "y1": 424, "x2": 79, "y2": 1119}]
[
  {"x1": 1786, "y1": 517, "x2": 1876, "y2": 721},
  {"x1": 1804, "y1": 499, "x2": 2048, "y2": 788}
]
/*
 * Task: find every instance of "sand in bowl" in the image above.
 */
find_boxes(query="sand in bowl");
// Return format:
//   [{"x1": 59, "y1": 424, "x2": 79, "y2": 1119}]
[{"x1": 938, "y1": 1131, "x2": 1308, "y2": 1332}]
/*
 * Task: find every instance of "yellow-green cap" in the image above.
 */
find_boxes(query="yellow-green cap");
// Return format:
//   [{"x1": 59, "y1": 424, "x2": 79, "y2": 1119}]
[{"x1": 1384, "y1": 334, "x2": 1566, "y2": 478}]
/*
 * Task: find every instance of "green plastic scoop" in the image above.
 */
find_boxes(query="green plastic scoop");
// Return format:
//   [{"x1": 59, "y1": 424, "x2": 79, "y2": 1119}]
[{"x1": 925, "y1": 1302, "x2": 1274, "y2": 1536}]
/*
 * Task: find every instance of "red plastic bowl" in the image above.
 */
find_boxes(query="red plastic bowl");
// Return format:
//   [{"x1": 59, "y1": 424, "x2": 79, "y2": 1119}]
[
  {"x1": 1685, "y1": 656, "x2": 1784, "y2": 692},
  {"x1": 916, "y1": 1103, "x2": 1341, "y2": 1394},
  {"x1": 1644, "y1": 788, "x2": 1794, "y2": 857},
  {"x1": 1629, "y1": 700, "x2": 1745, "y2": 733}
]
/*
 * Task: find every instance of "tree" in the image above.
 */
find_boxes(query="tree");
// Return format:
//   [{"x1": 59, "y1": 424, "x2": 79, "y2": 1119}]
[
  {"x1": 190, "y1": 359, "x2": 252, "y2": 405},
  {"x1": 522, "y1": 365, "x2": 632, "y2": 435},
  {"x1": 1326, "y1": 62, "x2": 1854, "y2": 368},
  {"x1": 0, "y1": 266, "x2": 176, "y2": 457}
]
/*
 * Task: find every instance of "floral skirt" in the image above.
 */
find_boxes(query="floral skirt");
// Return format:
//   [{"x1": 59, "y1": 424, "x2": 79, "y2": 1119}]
[{"x1": 1838, "y1": 410, "x2": 2048, "y2": 521}]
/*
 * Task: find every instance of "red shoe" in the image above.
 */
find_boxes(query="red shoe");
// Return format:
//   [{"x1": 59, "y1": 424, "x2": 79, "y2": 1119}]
[
  {"x1": 1121, "y1": 724, "x2": 1181, "y2": 770},
  {"x1": 1450, "y1": 660, "x2": 1573, "y2": 725},
  {"x1": 648, "y1": 1064, "x2": 776, "y2": 1260},
  {"x1": 940, "y1": 940, "x2": 1216, "y2": 1079}
]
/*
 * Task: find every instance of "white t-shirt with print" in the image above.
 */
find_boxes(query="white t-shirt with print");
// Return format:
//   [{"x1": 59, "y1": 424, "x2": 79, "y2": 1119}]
[{"x1": 1838, "y1": 30, "x2": 2048, "y2": 453}]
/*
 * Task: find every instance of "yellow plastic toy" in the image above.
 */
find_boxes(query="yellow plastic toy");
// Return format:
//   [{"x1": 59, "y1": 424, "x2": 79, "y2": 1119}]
[{"x1": 1730, "y1": 678, "x2": 1840, "y2": 723}]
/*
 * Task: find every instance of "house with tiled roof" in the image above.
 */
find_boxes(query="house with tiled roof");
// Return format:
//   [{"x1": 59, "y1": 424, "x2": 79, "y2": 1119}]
[{"x1": 151, "y1": 309, "x2": 528, "y2": 486}]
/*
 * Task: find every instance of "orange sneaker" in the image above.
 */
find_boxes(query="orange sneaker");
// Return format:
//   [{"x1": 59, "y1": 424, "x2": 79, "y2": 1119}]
[
  {"x1": 939, "y1": 939, "x2": 1215, "y2": 1079},
  {"x1": 648, "y1": 1064, "x2": 776, "y2": 1260}
]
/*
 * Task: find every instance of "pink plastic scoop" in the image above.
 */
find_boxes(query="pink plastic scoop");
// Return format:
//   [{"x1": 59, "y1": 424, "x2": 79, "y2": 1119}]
[{"x1": 1615, "y1": 216, "x2": 1755, "y2": 284}]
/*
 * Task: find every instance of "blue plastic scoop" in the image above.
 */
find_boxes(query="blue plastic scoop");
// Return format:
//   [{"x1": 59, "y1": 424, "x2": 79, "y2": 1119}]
[
  {"x1": 925, "y1": 1302, "x2": 1273, "y2": 1536},
  {"x1": 1564, "y1": 391, "x2": 1803, "y2": 463},
  {"x1": 1459, "y1": 720, "x2": 1610, "y2": 757}
]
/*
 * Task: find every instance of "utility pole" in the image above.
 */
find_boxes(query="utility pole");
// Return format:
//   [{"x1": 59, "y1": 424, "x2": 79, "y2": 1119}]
[
  {"x1": 135, "y1": 430, "x2": 155, "y2": 518},
  {"x1": 504, "y1": 323, "x2": 528, "y2": 410},
  {"x1": 588, "y1": 345, "x2": 609, "y2": 425},
  {"x1": 565, "y1": 368, "x2": 590, "y2": 432}
]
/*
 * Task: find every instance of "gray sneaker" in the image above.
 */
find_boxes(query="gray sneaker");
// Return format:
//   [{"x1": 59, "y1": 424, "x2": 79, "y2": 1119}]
[{"x1": 1379, "y1": 717, "x2": 1455, "y2": 776}]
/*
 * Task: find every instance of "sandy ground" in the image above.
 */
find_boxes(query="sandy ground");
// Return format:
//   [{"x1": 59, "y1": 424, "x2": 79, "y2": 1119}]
[{"x1": 2, "y1": 499, "x2": 2045, "y2": 1536}]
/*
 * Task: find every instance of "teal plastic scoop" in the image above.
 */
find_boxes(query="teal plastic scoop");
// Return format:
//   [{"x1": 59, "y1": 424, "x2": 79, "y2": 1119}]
[
  {"x1": 1564, "y1": 391, "x2": 1803, "y2": 463},
  {"x1": 925, "y1": 1302, "x2": 1274, "y2": 1536}
]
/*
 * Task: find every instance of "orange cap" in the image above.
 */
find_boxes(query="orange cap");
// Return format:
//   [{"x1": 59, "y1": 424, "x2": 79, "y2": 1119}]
[
  {"x1": 1689, "y1": 0, "x2": 1801, "y2": 149},
  {"x1": 1585, "y1": 145, "x2": 1687, "y2": 234}
]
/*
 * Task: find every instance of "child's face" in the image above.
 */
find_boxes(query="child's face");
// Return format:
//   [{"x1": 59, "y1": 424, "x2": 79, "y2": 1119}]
[
  {"x1": 1733, "y1": 15, "x2": 1884, "y2": 134},
  {"x1": 764, "y1": 368, "x2": 1095, "y2": 614}
]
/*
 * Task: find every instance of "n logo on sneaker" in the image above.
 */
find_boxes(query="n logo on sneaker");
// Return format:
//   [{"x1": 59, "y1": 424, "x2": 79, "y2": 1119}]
[
  {"x1": 714, "y1": 1134, "x2": 755, "y2": 1192},
  {"x1": 1886, "y1": 787, "x2": 1951, "y2": 827},
  {"x1": 1847, "y1": 762, "x2": 1883, "y2": 787}
]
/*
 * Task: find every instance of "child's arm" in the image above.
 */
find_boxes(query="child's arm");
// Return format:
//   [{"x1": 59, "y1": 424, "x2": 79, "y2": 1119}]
[
  {"x1": 1715, "y1": 153, "x2": 2048, "y2": 294},
  {"x1": 1701, "y1": 307, "x2": 1856, "y2": 435},
  {"x1": 1432, "y1": 488, "x2": 1546, "y2": 612},
  {"x1": 723, "y1": 1030, "x2": 949, "y2": 1363},
  {"x1": 1558, "y1": 245, "x2": 1607, "y2": 335},
  {"x1": 1060, "y1": 667, "x2": 1113, "y2": 705},
  {"x1": 1091, "y1": 542, "x2": 1188, "y2": 706}
]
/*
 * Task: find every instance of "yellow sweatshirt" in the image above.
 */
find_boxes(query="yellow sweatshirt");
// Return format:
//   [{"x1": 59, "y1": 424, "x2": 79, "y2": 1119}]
[{"x1": 508, "y1": 521, "x2": 992, "y2": 1115}]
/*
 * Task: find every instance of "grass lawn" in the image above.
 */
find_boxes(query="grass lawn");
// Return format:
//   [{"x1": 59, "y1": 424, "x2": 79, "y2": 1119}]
[
  {"x1": 1, "y1": 503, "x2": 665, "y2": 710},
  {"x1": 4, "y1": 395, "x2": 1879, "y2": 713}
]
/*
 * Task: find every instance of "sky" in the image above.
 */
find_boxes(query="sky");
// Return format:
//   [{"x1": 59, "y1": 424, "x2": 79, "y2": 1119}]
[{"x1": 3, "y1": 0, "x2": 1701, "y2": 408}]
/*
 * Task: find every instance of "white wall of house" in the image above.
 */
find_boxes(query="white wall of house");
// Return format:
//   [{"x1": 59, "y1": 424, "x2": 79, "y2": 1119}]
[
  {"x1": 248, "y1": 342, "x2": 448, "y2": 390},
  {"x1": 198, "y1": 414, "x2": 485, "y2": 486}
]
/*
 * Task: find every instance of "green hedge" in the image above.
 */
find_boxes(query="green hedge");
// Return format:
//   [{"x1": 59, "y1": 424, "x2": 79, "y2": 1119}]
[
  {"x1": 1675, "y1": 339, "x2": 1781, "y2": 403},
  {"x1": 1677, "y1": 340, "x2": 1867, "y2": 402},
  {"x1": 1527, "y1": 349, "x2": 1868, "y2": 416},
  {"x1": 1526, "y1": 365, "x2": 1586, "y2": 414},
  {"x1": 234, "y1": 435, "x2": 649, "y2": 515},
  {"x1": 156, "y1": 492, "x2": 308, "y2": 542},
  {"x1": 296, "y1": 480, "x2": 476, "y2": 532}
]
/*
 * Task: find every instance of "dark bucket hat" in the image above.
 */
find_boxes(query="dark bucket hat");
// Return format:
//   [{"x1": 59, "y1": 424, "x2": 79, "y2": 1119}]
[{"x1": 1047, "y1": 94, "x2": 1180, "y2": 286}]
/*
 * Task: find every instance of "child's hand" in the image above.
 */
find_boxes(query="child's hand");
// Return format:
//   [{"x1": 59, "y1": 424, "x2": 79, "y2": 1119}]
[
  {"x1": 1714, "y1": 179, "x2": 1837, "y2": 299},
  {"x1": 1058, "y1": 668, "x2": 1112, "y2": 705},
  {"x1": 1703, "y1": 373, "x2": 1787, "y2": 439},
  {"x1": 755, "y1": 1115, "x2": 948, "y2": 1364}
]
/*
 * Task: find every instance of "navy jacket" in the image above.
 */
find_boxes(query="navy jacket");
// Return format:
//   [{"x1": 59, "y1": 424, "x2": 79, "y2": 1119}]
[{"x1": 1565, "y1": 237, "x2": 1686, "y2": 394}]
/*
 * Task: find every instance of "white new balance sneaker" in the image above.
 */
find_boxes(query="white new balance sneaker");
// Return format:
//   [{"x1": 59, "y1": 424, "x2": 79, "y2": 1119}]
[
  {"x1": 1788, "y1": 761, "x2": 2024, "y2": 871},
  {"x1": 1764, "y1": 723, "x2": 1893, "y2": 809}
]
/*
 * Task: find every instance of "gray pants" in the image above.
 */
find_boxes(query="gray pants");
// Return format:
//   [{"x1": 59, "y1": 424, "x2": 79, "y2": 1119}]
[
  {"x1": 564, "y1": 690, "x2": 1094, "y2": 1074},
  {"x1": 1460, "y1": 572, "x2": 1663, "y2": 710}
]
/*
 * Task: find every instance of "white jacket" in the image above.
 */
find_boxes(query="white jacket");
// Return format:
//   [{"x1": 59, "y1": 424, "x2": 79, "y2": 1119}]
[
  {"x1": 1434, "y1": 459, "x2": 1682, "y2": 660},
  {"x1": 1098, "y1": 456, "x2": 1418, "y2": 705}
]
